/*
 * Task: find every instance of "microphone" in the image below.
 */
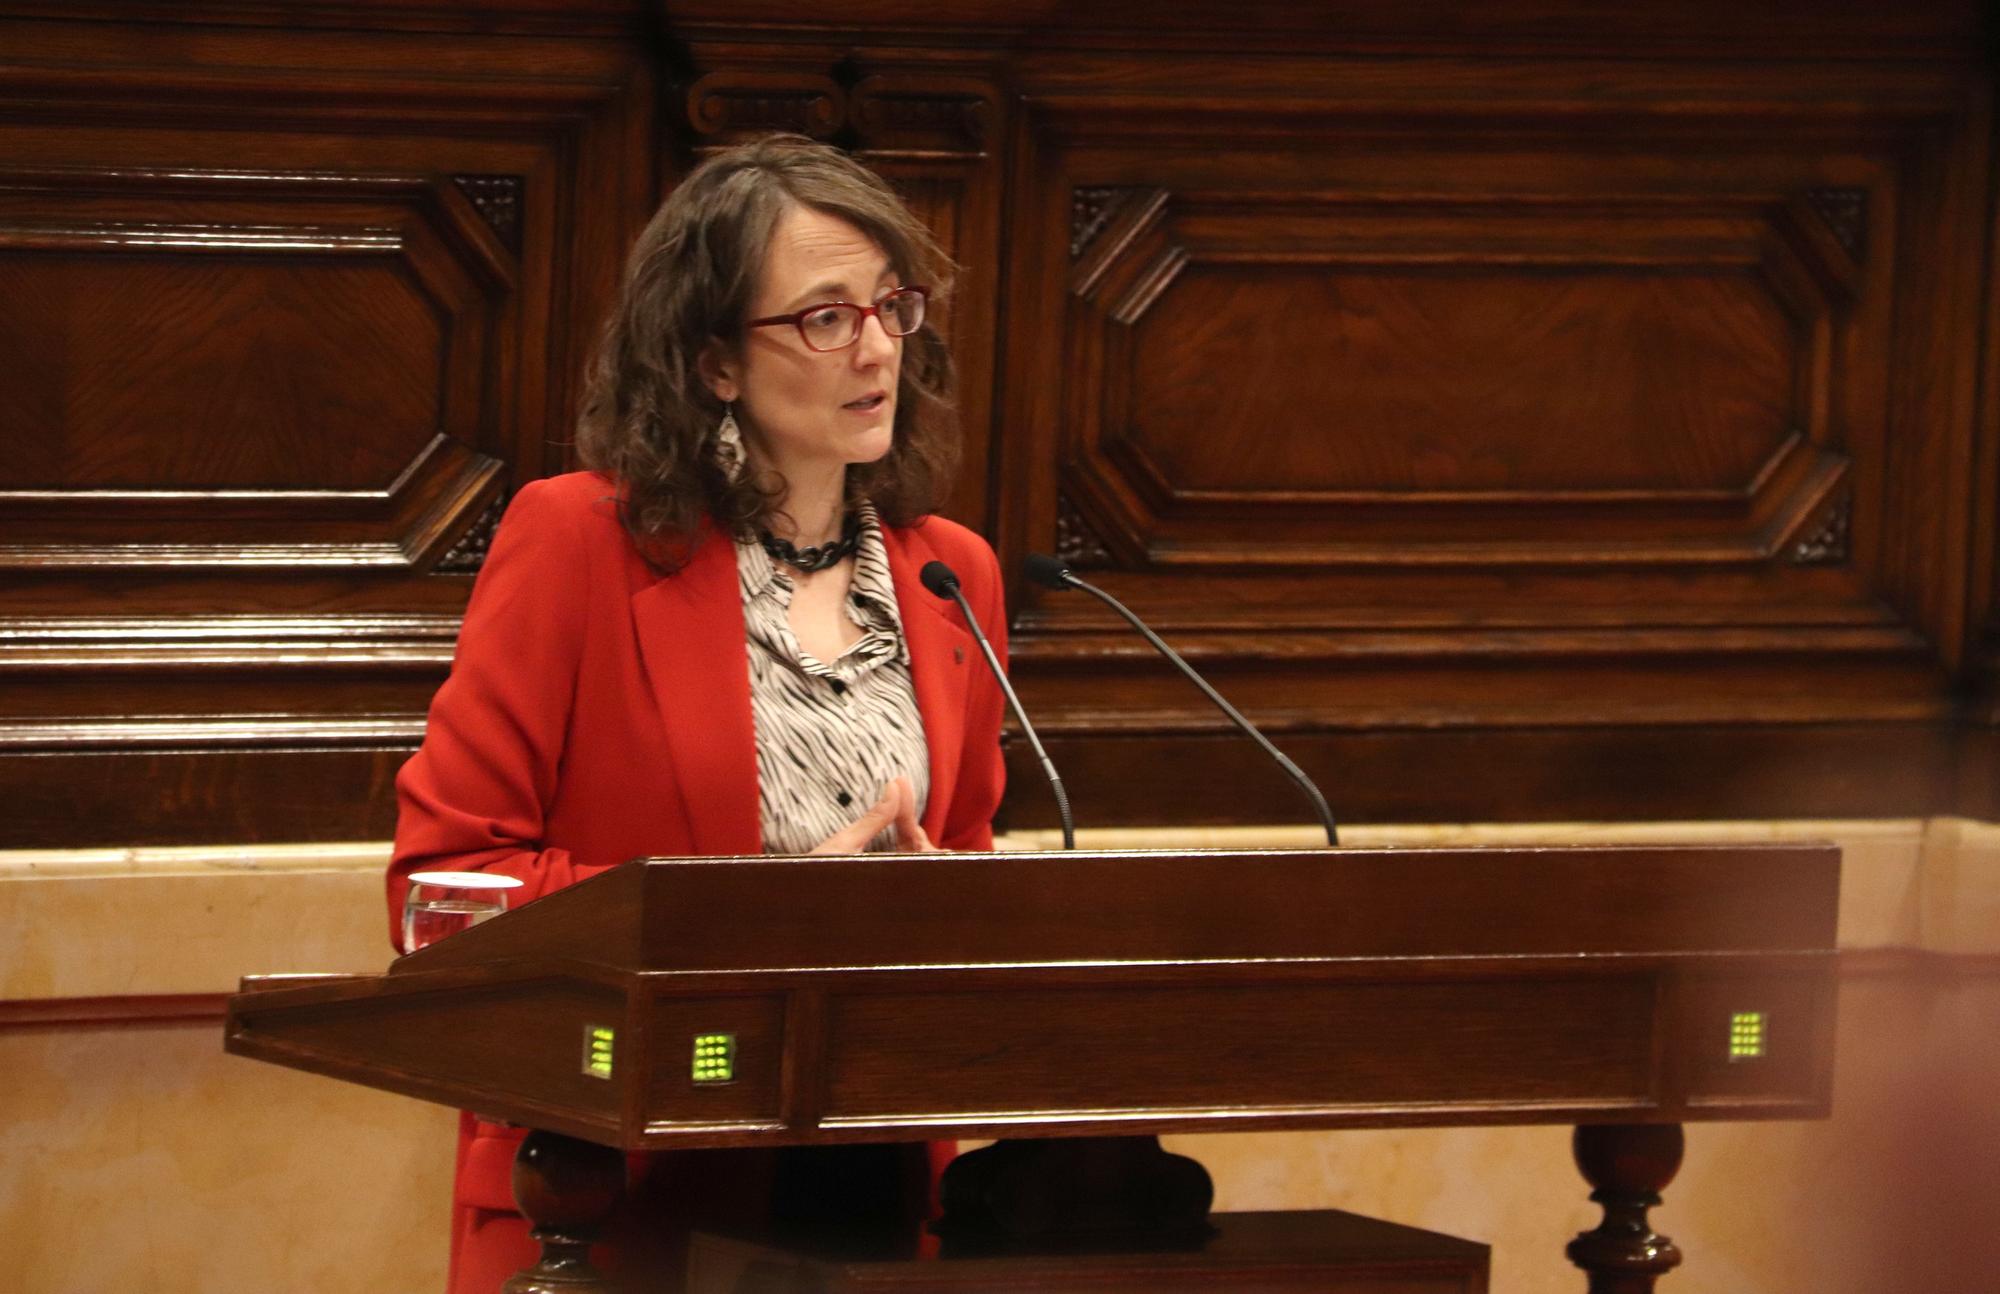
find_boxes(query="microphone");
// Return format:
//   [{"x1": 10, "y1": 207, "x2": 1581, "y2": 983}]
[
  {"x1": 920, "y1": 560, "x2": 1076, "y2": 851},
  {"x1": 1023, "y1": 553, "x2": 1339, "y2": 847}
]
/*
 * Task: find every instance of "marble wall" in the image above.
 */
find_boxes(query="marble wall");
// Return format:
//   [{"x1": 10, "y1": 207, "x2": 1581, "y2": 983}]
[
  {"x1": 2, "y1": 822, "x2": 1994, "y2": 1293},
  {"x1": 0, "y1": 846, "x2": 455, "y2": 1291}
]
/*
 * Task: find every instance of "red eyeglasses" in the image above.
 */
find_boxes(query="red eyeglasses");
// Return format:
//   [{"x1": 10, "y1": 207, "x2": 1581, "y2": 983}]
[{"x1": 747, "y1": 286, "x2": 929, "y2": 353}]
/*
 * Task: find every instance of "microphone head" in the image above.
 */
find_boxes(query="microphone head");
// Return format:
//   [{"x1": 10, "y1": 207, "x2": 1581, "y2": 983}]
[
  {"x1": 1022, "y1": 553, "x2": 1075, "y2": 590},
  {"x1": 919, "y1": 560, "x2": 961, "y2": 598}
]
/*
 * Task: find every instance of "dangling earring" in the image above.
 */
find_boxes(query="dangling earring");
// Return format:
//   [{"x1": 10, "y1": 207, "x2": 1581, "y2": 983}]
[{"x1": 714, "y1": 403, "x2": 745, "y2": 482}]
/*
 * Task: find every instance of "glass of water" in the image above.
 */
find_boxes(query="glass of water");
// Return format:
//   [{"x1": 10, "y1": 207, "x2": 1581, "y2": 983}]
[{"x1": 401, "y1": 871, "x2": 524, "y2": 952}]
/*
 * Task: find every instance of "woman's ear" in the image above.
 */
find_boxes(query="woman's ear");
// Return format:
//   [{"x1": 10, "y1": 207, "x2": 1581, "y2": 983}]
[{"x1": 696, "y1": 339, "x2": 740, "y2": 404}]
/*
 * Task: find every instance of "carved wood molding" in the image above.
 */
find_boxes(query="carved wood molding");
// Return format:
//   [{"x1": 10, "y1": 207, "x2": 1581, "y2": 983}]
[
  {"x1": 685, "y1": 68, "x2": 992, "y2": 154},
  {"x1": 0, "y1": 436, "x2": 507, "y2": 572},
  {"x1": 1054, "y1": 494, "x2": 1116, "y2": 569},
  {"x1": 0, "y1": 23, "x2": 647, "y2": 131},
  {"x1": 656, "y1": 1, "x2": 1981, "y2": 59},
  {"x1": 0, "y1": 715, "x2": 430, "y2": 751},
  {"x1": 0, "y1": 164, "x2": 513, "y2": 574},
  {"x1": 0, "y1": 615, "x2": 460, "y2": 672},
  {"x1": 850, "y1": 76, "x2": 990, "y2": 152},
  {"x1": 1057, "y1": 183, "x2": 1861, "y2": 569},
  {"x1": 0, "y1": 216, "x2": 401, "y2": 254},
  {"x1": 0, "y1": 164, "x2": 504, "y2": 251},
  {"x1": 437, "y1": 487, "x2": 509, "y2": 573},
  {"x1": 452, "y1": 173, "x2": 524, "y2": 253},
  {"x1": 688, "y1": 71, "x2": 846, "y2": 139},
  {"x1": 0, "y1": 16, "x2": 662, "y2": 848},
  {"x1": 1806, "y1": 188, "x2": 1868, "y2": 259},
  {"x1": 1071, "y1": 186, "x2": 1157, "y2": 259},
  {"x1": 0, "y1": 162, "x2": 517, "y2": 300},
  {"x1": 1789, "y1": 492, "x2": 1852, "y2": 565}
]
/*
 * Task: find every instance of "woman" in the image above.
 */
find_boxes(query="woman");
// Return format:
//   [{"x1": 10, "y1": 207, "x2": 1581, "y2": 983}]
[{"x1": 389, "y1": 135, "x2": 1008, "y2": 1293}]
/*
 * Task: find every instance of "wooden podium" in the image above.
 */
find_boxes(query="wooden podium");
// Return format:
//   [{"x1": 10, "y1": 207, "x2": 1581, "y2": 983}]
[{"x1": 226, "y1": 844, "x2": 1838, "y2": 1292}]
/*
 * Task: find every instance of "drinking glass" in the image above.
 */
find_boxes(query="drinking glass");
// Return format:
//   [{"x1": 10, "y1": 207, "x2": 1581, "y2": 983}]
[{"x1": 401, "y1": 871, "x2": 523, "y2": 952}]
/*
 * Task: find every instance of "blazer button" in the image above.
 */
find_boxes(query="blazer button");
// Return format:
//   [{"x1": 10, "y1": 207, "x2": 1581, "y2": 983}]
[{"x1": 837, "y1": 790, "x2": 853, "y2": 807}]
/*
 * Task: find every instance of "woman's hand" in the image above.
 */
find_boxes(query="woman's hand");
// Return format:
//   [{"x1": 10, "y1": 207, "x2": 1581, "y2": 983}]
[{"x1": 807, "y1": 776, "x2": 936, "y2": 854}]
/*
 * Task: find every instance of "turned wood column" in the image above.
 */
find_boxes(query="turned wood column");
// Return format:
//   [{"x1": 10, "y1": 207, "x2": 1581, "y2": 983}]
[
  {"x1": 1566, "y1": 1123, "x2": 1684, "y2": 1293},
  {"x1": 503, "y1": 1130, "x2": 625, "y2": 1294}
]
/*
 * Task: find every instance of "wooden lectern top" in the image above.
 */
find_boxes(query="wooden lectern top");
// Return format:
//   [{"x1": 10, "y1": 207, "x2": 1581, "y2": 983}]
[{"x1": 226, "y1": 844, "x2": 1838, "y2": 1152}]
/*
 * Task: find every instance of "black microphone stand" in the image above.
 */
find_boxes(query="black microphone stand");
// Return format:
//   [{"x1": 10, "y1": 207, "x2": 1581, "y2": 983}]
[
  {"x1": 921, "y1": 561, "x2": 1076, "y2": 851},
  {"x1": 1025, "y1": 555, "x2": 1338, "y2": 847}
]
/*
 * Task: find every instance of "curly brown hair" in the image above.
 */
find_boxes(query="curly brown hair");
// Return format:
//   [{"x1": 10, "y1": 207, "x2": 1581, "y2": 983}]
[{"x1": 575, "y1": 135, "x2": 957, "y2": 568}]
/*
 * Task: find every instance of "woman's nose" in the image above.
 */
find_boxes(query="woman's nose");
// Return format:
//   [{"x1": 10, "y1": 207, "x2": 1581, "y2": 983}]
[{"x1": 853, "y1": 311, "x2": 898, "y2": 365}]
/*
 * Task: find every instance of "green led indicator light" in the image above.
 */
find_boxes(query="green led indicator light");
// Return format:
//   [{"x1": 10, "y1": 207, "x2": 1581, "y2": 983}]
[
  {"x1": 1728, "y1": 1011, "x2": 1766, "y2": 1062},
  {"x1": 692, "y1": 1032, "x2": 736, "y2": 1085},
  {"x1": 582, "y1": 1023, "x2": 615, "y2": 1080}
]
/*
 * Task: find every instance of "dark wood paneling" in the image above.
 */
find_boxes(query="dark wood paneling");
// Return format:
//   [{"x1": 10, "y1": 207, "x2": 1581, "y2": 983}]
[
  {"x1": 1, "y1": 0, "x2": 1994, "y2": 843},
  {"x1": 1964, "y1": 73, "x2": 2000, "y2": 783},
  {"x1": 1004, "y1": 724, "x2": 1960, "y2": 829},
  {"x1": 659, "y1": 0, "x2": 1983, "y2": 58},
  {"x1": 823, "y1": 977, "x2": 1658, "y2": 1118},
  {"x1": 1066, "y1": 190, "x2": 1846, "y2": 529},
  {"x1": 660, "y1": 5, "x2": 1992, "y2": 829},
  {"x1": 0, "y1": 4, "x2": 654, "y2": 844},
  {"x1": 1, "y1": 747, "x2": 411, "y2": 846},
  {"x1": 990, "y1": 31, "x2": 1992, "y2": 826},
  {"x1": 0, "y1": 167, "x2": 513, "y2": 563}
]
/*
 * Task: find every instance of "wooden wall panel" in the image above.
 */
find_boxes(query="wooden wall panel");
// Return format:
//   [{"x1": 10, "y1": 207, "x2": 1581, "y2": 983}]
[
  {"x1": 0, "y1": 168, "x2": 511, "y2": 565},
  {"x1": 1058, "y1": 184, "x2": 1856, "y2": 559},
  {"x1": 988, "y1": 36, "x2": 1992, "y2": 826},
  {"x1": 1960, "y1": 132, "x2": 2000, "y2": 819},
  {"x1": 0, "y1": 5, "x2": 655, "y2": 844},
  {"x1": 0, "y1": 0, "x2": 1991, "y2": 843}
]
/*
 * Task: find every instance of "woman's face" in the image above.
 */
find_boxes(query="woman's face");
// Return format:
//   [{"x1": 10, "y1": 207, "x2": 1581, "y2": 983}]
[{"x1": 704, "y1": 205, "x2": 903, "y2": 487}]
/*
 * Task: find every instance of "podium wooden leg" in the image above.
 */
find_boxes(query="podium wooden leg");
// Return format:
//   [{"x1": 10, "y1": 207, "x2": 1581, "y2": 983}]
[
  {"x1": 503, "y1": 1129, "x2": 624, "y2": 1294},
  {"x1": 1565, "y1": 1123, "x2": 1685, "y2": 1293}
]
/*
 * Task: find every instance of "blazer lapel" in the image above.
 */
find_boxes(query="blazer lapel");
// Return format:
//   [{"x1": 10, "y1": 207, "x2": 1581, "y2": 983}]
[
  {"x1": 630, "y1": 532, "x2": 762, "y2": 856},
  {"x1": 883, "y1": 525, "x2": 976, "y2": 842}
]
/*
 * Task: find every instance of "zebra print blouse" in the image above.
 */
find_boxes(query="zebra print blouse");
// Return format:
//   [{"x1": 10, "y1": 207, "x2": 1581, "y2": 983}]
[{"x1": 735, "y1": 503, "x2": 930, "y2": 855}]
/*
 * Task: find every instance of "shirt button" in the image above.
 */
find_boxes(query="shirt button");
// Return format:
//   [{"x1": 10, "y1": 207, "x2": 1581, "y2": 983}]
[
  {"x1": 837, "y1": 790, "x2": 853, "y2": 807},
  {"x1": 830, "y1": 678, "x2": 847, "y2": 695}
]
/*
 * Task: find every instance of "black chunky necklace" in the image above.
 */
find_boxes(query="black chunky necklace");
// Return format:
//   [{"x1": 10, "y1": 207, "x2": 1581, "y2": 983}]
[{"x1": 759, "y1": 513, "x2": 861, "y2": 573}]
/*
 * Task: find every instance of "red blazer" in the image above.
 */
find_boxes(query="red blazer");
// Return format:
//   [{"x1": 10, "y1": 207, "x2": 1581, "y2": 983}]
[{"x1": 388, "y1": 470, "x2": 1008, "y2": 1293}]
